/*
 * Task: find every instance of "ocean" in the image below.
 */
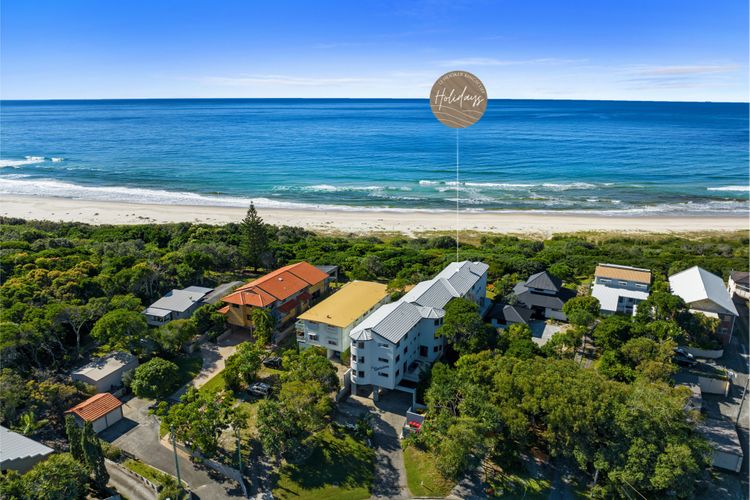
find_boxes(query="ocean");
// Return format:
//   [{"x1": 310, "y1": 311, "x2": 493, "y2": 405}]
[{"x1": 0, "y1": 99, "x2": 748, "y2": 215}]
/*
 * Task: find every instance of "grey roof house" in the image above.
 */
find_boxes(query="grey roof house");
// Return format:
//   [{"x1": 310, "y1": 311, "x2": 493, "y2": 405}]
[
  {"x1": 697, "y1": 418, "x2": 744, "y2": 473},
  {"x1": 485, "y1": 302, "x2": 533, "y2": 328},
  {"x1": 0, "y1": 426, "x2": 54, "y2": 473},
  {"x1": 512, "y1": 271, "x2": 576, "y2": 321},
  {"x1": 72, "y1": 351, "x2": 138, "y2": 393},
  {"x1": 142, "y1": 285, "x2": 213, "y2": 326}
]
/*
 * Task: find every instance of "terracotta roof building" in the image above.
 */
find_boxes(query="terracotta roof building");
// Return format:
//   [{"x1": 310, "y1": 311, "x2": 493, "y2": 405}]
[
  {"x1": 66, "y1": 393, "x2": 124, "y2": 433},
  {"x1": 221, "y1": 262, "x2": 331, "y2": 332}
]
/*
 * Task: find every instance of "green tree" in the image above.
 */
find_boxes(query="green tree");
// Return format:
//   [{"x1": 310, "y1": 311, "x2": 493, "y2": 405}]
[
  {"x1": 0, "y1": 470, "x2": 25, "y2": 500},
  {"x1": 592, "y1": 315, "x2": 633, "y2": 351},
  {"x1": 282, "y1": 347, "x2": 339, "y2": 393},
  {"x1": 130, "y1": 357, "x2": 179, "y2": 399},
  {"x1": 562, "y1": 295, "x2": 600, "y2": 327},
  {"x1": 241, "y1": 203, "x2": 269, "y2": 271},
  {"x1": 161, "y1": 388, "x2": 236, "y2": 457},
  {"x1": 256, "y1": 399, "x2": 305, "y2": 461},
  {"x1": 23, "y1": 453, "x2": 90, "y2": 500},
  {"x1": 65, "y1": 414, "x2": 84, "y2": 462},
  {"x1": 156, "y1": 319, "x2": 197, "y2": 354},
  {"x1": 0, "y1": 368, "x2": 28, "y2": 425},
  {"x1": 223, "y1": 341, "x2": 263, "y2": 391},
  {"x1": 437, "y1": 298, "x2": 495, "y2": 355},
  {"x1": 81, "y1": 421, "x2": 109, "y2": 490},
  {"x1": 90, "y1": 309, "x2": 149, "y2": 353},
  {"x1": 250, "y1": 307, "x2": 275, "y2": 346},
  {"x1": 47, "y1": 303, "x2": 94, "y2": 357},
  {"x1": 435, "y1": 418, "x2": 484, "y2": 479}
]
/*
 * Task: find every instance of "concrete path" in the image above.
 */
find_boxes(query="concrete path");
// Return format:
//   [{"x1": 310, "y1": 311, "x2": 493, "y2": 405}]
[
  {"x1": 106, "y1": 460, "x2": 157, "y2": 500},
  {"x1": 171, "y1": 332, "x2": 247, "y2": 400},
  {"x1": 337, "y1": 390, "x2": 412, "y2": 499}
]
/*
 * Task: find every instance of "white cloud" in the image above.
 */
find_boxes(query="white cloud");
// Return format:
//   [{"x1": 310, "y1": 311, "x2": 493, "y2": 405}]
[
  {"x1": 437, "y1": 57, "x2": 587, "y2": 67},
  {"x1": 194, "y1": 75, "x2": 382, "y2": 87},
  {"x1": 630, "y1": 64, "x2": 740, "y2": 76}
]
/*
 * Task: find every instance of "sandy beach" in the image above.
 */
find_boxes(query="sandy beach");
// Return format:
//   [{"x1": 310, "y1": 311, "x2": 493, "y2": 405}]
[{"x1": 2, "y1": 195, "x2": 748, "y2": 237}]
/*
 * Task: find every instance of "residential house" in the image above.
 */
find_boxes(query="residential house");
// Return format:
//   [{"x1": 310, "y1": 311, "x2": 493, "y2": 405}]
[
  {"x1": 349, "y1": 261, "x2": 489, "y2": 406},
  {"x1": 142, "y1": 286, "x2": 213, "y2": 326},
  {"x1": 71, "y1": 351, "x2": 138, "y2": 393},
  {"x1": 669, "y1": 266, "x2": 739, "y2": 345},
  {"x1": 297, "y1": 280, "x2": 389, "y2": 358},
  {"x1": 512, "y1": 271, "x2": 575, "y2": 320},
  {"x1": 220, "y1": 262, "x2": 330, "y2": 332},
  {"x1": 316, "y1": 265, "x2": 340, "y2": 284},
  {"x1": 697, "y1": 418, "x2": 744, "y2": 473},
  {"x1": 0, "y1": 426, "x2": 54, "y2": 473},
  {"x1": 66, "y1": 393, "x2": 124, "y2": 434},
  {"x1": 591, "y1": 263, "x2": 652, "y2": 315},
  {"x1": 485, "y1": 302, "x2": 533, "y2": 329},
  {"x1": 728, "y1": 271, "x2": 750, "y2": 301}
]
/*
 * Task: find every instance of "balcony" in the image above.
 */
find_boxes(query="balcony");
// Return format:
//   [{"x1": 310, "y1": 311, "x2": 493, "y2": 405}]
[{"x1": 295, "y1": 320, "x2": 304, "y2": 337}]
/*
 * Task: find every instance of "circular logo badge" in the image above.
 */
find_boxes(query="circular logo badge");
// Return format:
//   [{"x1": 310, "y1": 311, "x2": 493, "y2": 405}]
[{"x1": 430, "y1": 71, "x2": 487, "y2": 128}]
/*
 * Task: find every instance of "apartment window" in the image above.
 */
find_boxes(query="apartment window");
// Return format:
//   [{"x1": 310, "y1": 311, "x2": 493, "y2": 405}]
[
  {"x1": 419, "y1": 346, "x2": 428, "y2": 357},
  {"x1": 379, "y1": 343, "x2": 389, "y2": 348},
  {"x1": 636, "y1": 284, "x2": 647, "y2": 289},
  {"x1": 433, "y1": 345, "x2": 439, "y2": 352},
  {"x1": 403, "y1": 346, "x2": 408, "y2": 353},
  {"x1": 395, "y1": 370, "x2": 400, "y2": 376},
  {"x1": 378, "y1": 372, "x2": 388, "y2": 377},
  {"x1": 618, "y1": 281, "x2": 627, "y2": 286},
  {"x1": 378, "y1": 357, "x2": 388, "y2": 363},
  {"x1": 395, "y1": 355, "x2": 400, "y2": 362},
  {"x1": 247, "y1": 314, "x2": 252, "y2": 320},
  {"x1": 600, "y1": 278, "x2": 610, "y2": 283},
  {"x1": 327, "y1": 340, "x2": 337, "y2": 346},
  {"x1": 232, "y1": 304, "x2": 239, "y2": 308},
  {"x1": 358, "y1": 371, "x2": 364, "y2": 377},
  {"x1": 351, "y1": 355, "x2": 356, "y2": 363},
  {"x1": 434, "y1": 319, "x2": 440, "y2": 326},
  {"x1": 357, "y1": 342, "x2": 365, "y2": 349},
  {"x1": 359, "y1": 356, "x2": 365, "y2": 363},
  {"x1": 309, "y1": 334, "x2": 319, "y2": 341}
]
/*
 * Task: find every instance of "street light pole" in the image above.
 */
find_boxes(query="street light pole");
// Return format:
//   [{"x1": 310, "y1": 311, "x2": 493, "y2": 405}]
[{"x1": 170, "y1": 425, "x2": 182, "y2": 487}]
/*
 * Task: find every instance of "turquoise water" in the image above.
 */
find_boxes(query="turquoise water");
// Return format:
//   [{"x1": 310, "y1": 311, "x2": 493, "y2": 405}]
[{"x1": 0, "y1": 99, "x2": 747, "y2": 214}]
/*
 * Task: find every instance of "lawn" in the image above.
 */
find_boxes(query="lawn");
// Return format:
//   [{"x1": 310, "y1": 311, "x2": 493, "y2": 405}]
[
  {"x1": 198, "y1": 369, "x2": 226, "y2": 394},
  {"x1": 273, "y1": 429, "x2": 375, "y2": 500},
  {"x1": 123, "y1": 458, "x2": 172, "y2": 487},
  {"x1": 402, "y1": 444, "x2": 456, "y2": 497},
  {"x1": 173, "y1": 353, "x2": 203, "y2": 388},
  {"x1": 486, "y1": 469, "x2": 552, "y2": 499}
]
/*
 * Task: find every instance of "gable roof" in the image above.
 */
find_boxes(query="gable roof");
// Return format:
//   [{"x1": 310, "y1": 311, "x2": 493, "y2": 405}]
[
  {"x1": 595, "y1": 264, "x2": 652, "y2": 284},
  {"x1": 66, "y1": 393, "x2": 122, "y2": 422},
  {"x1": 402, "y1": 278, "x2": 458, "y2": 309},
  {"x1": 525, "y1": 271, "x2": 561, "y2": 292},
  {"x1": 0, "y1": 426, "x2": 54, "y2": 466},
  {"x1": 513, "y1": 281, "x2": 576, "y2": 310},
  {"x1": 669, "y1": 266, "x2": 738, "y2": 316},
  {"x1": 223, "y1": 262, "x2": 329, "y2": 307},
  {"x1": 146, "y1": 287, "x2": 211, "y2": 314},
  {"x1": 351, "y1": 301, "x2": 423, "y2": 344},
  {"x1": 435, "y1": 261, "x2": 489, "y2": 296},
  {"x1": 731, "y1": 271, "x2": 750, "y2": 287}
]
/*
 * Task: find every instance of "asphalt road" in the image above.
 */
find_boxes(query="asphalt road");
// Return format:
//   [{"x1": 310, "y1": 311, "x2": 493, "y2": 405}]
[{"x1": 106, "y1": 460, "x2": 157, "y2": 500}]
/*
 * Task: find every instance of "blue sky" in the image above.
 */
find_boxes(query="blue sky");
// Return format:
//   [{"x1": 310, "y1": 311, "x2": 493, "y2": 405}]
[{"x1": 1, "y1": 0, "x2": 747, "y2": 101}]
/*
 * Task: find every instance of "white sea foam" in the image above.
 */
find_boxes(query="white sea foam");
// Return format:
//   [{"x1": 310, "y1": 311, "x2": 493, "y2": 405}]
[
  {"x1": 707, "y1": 186, "x2": 749, "y2": 192},
  {"x1": 51, "y1": 157, "x2": 65, "y2": 162},
  {"x1": 421, "y1": 180, "x2": 600, "y2": 191},
  {"x1": 0, "y1": 157, "x2": 46, "y2": 168}
]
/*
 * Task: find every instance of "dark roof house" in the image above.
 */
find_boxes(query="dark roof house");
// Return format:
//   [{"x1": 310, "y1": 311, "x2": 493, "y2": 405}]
[
  {"x1": 512, "y1": 271, "x2": 575, "y2": 320},
  {"x1": 485, "y1": 302, "x2": 533, "y2": 326}
]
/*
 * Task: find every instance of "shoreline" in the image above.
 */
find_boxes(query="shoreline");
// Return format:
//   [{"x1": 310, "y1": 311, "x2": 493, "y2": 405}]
[{"x1": 1, "y1": 195, "x2": 748, "y2": 237}]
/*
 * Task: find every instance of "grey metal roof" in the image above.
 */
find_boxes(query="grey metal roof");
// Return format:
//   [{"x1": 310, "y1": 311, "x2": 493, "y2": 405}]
[
  {"x1": 525, "y1": 271, "x2": 561, "y2": 292},
  {"x1": 402, "y1": 278, "x2": 457, "y2": 309},
  {"x1": 669, "y1": 266, "x2": 739, "y2": 316},
  {"x1": 731, "y1": 271, "x2": 749, "y2": 287},
  {"x1": 0, "y1": 426, "x2": 54, "y2": 465},
  {"x1": 350, "y1": 260, "x2": 488, "y2": 344},
  {"x1": 72, "y1": 352, "x2": 137, "y2": 381},
  {"x1": 435, "y1": 261, "x2": 489, "y2": 295},
  {"x1": 697, "y1": 418, "x2": 744, "y2": 457},
  {"x1": 145, "y1": 287, "x2": 211, "y2": 314},
  {"x1": 513, "y1": 282, "x2": 575, "y2": 310}
]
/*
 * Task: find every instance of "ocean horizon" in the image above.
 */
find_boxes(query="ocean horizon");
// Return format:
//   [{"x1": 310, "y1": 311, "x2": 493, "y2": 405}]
[{"x1": 1, "y1": 98, "x2": 748, "y2": 216}]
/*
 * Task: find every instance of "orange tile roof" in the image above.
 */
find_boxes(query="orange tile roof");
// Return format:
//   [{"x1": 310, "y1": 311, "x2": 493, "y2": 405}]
[
  {"x1": 223, "y1": 262, "x2": 329, "y2": 306},
  {"x1": 67, "y1": 393, "x2": 122, "y2": 422},
  {"x1": 217, "y1": 305, "x2": 230, "y2": 314}
]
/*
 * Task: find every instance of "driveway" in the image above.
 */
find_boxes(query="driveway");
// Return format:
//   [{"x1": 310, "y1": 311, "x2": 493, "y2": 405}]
[
  {"x1": 204, "y1": 282, "x2": 244, "y2": 305},
  {"x1": 171, "y1": 332, "x2": 248, "y2": 400},
  {"x1": 338, "y1": 389, "x2": 412, "y2": 499},
  {"x1": 104, "y1": 396, "x2": 245, "y2": 499},
  {"x1": 106, "y1": 460, "x2": 157, "y2": 500}
]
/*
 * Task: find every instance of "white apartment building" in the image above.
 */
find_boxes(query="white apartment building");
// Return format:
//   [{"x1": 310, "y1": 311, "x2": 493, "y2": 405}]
[
  {"x1": 296, "y1": 280, "x2": 390, "y2": 358},
  {"x1": 591, "y1": 263, "x2": 652, "y2": 315},
  {"x1": 349, "y1": 261, "x2": 489, "y2": 405}
]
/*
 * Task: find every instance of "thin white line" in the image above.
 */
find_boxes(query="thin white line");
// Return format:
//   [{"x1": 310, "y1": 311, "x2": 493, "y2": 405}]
[{"x1": 456, "y1": 128, "x2": 459, "y2": 262}]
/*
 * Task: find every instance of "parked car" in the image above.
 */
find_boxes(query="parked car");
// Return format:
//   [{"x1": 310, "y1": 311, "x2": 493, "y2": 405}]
[
  {"x1": 263, "y1": 356, "x2": 282, "y2": 369},
  {"x1": 673, "y1": 347, "x2": 697, "y2": 367},
  {"x1": 248, "y1": 381, "x2": 272, "y2": 397}
]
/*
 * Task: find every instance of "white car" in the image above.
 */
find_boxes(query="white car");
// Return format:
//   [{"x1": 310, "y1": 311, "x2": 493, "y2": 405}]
[{"x1": 248, "y1": 382, "x2": 272, "y2": 397}]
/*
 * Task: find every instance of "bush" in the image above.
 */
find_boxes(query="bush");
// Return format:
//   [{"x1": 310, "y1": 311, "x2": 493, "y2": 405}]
[{"x1": 131, "y1": 357, "x2": 179, "y2": 399}]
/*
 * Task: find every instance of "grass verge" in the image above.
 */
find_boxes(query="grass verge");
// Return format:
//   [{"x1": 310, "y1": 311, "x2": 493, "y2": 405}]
[
  {"x1": 123, "y1": 458, "x2": 172, "y2": 487},
  {"x1": 402, "y1": 443, "x2": 455, "y2": 497},
  {"x1": 273, "y1": 428, "x2": 375, "y2": 500}
]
